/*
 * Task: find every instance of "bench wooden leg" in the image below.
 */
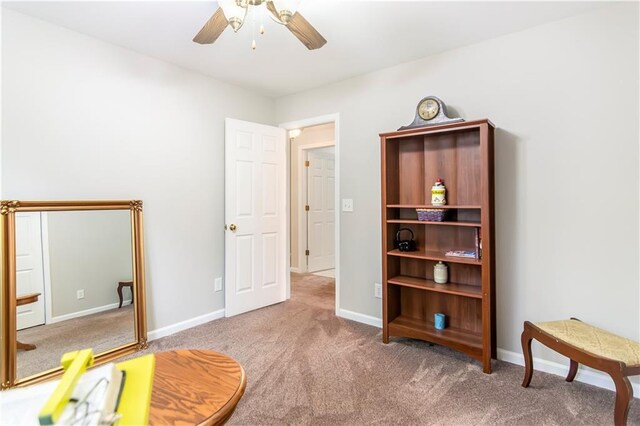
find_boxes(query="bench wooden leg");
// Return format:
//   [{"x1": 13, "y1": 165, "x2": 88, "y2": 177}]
[
  {"x1": 566, "y1": 359, "x2": 578, "y2": 382},
  {"x1": 117, "y1": 282, "x2": 134, "y2": 308},
  {"x1": 612, "y1": 374, "x2": 632, "y2": 426},
  {"x1": 521, "y1": 327, "x2": 534, "y2": 388},
  {"x1": 118, "y1": 283, "x2": 125, "y2": 308}
]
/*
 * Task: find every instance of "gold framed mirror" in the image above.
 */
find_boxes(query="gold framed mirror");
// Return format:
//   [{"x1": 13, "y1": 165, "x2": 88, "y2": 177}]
[{"x1": 1, "y1": 200, "x2": 147, "y2": 389}]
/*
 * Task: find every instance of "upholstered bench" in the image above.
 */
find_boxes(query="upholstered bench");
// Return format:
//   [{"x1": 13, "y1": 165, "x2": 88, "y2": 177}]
[{"x1": 521, "y1": 318, "x2": 640, "y2": 426}]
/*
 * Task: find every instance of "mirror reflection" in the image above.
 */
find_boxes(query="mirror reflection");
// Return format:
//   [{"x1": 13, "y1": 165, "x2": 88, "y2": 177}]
[{"x1": 16, "y1": 210, "x2": 134, "y2": 379}]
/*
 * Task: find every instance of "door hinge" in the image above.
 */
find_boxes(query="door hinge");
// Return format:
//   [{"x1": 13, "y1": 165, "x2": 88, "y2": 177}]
[
  {"x1": 305, "y1": 205, "x2": 310, "y2": 211},
  {"x1": 305, "y1": 249, "x2": 310, "y2": 256},
  {"x1": 304, "y1": 160, "x2": 310, "y2": 167}
]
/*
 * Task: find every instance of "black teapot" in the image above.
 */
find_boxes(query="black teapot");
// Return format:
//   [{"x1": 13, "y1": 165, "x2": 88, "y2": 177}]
[{"x1": 395, "y1": 228, "x2": 417, "y2": 252}]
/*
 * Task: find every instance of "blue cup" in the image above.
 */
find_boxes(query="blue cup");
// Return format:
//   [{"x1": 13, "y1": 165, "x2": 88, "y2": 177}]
[{"x1": 434, "y1": 313, "x2": 446, "y2": 330}]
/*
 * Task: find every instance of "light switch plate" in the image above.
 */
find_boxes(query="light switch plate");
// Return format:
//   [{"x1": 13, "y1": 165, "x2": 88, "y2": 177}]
[{"x1": 342, "y1": 199, "x2": 354, "y2": 212}]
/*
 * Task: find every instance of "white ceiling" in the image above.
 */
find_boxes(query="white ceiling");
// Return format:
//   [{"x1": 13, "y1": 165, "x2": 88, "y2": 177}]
[{"x1": 2, "y1": 1, "x2": 605, "y2": 97}]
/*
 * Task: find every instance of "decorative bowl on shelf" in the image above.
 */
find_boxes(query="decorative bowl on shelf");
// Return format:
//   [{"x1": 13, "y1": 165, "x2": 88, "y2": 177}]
[{"x1": 416, "y1": 208, "x2": 448, "y2": 222}]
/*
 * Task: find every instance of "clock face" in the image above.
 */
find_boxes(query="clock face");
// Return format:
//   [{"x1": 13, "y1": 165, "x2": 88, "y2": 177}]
[{"x1": 419, "y1": 98, "x2": 440, "y2": 120}]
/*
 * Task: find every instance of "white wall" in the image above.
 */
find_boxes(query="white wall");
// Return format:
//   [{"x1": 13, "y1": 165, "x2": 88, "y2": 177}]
[
  {"x1": 1, "y1": 9, "x2": 275, "y2": 331},
  {"x1": 46, "y1": 210, "x2": 132, "y2": 317},
  {"x1": 276, "y1": 3, "x2": 639, "y2": 380},
  {"x1": 290, "y1": 123, "x2": 335, "y2": 270}
]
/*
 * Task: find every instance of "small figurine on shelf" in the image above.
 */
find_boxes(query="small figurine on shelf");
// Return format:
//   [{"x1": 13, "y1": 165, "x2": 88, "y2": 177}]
[{"x1": 431, "y1": 178, "x2": 446, "y2": 206}]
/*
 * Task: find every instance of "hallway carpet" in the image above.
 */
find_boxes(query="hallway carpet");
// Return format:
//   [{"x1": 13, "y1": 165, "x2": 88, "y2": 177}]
[{"x1": 143, "y1": 273, "x2": 638, "y2": 425}]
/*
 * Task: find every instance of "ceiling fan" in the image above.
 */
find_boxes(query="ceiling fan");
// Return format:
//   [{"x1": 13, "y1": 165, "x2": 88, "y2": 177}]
[{"x1": 193, "y1": 0, "x2": 327, "y2": 50}]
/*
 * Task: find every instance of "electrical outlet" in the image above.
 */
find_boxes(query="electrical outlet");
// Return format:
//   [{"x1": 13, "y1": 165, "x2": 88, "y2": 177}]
[
  {"x1": 342, "y1": 198, "x2": 354, "y2": 212},
  {"x1": 374, "y1": 283, "x2": 382, "y2": 299},
  {"x1": 214, "y1": 277, "x2": 223, "y2": 292},
  {"x1": 77, "y1": 289, "x2": 85, "y2": 300}
]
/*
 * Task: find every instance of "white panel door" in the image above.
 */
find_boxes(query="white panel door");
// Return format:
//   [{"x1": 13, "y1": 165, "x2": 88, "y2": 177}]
[
  {"x1": 306, "y1": 149, "x2": 335, "y2": 272},
  {"x1": 16, "y1": 212, "x2": 46, "y2": 330},
  {"x1": 225, "y1": 118, "x2": 287, "y2": 317}
]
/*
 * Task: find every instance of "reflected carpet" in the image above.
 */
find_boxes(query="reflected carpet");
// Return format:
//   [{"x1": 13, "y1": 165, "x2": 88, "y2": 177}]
[{"x1": 17, "y1": 304, "x2": 134, "y2": 379}]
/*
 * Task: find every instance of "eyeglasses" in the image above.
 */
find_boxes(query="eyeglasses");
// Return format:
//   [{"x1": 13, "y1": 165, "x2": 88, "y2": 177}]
[{"x1": 65, "y1": 378, "x2": 121, "y2": 426}]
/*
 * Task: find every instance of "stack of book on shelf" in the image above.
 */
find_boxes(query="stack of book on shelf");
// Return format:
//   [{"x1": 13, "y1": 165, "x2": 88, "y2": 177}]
[{"x1": 445, "y1": 250, "x2": 477, "y2": 259}]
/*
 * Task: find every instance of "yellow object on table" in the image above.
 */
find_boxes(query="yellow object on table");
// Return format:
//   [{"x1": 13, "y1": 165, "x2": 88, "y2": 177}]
[
  {"x1": 115, "y1": 354, "x2": 156, "y2": 426},
  {"x1": 38, "y1": 349, "x2": 94, "y2": 425},
  {"x1": 34, "y1": 349, "x2": 154, "y2": 425}
]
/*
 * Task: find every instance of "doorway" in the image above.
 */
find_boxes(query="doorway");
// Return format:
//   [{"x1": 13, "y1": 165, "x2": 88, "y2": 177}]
[
  {"x1": 290, "y1": 126, "x2": 335, "y2": 275},
  {"x1": 281, "y1": 114, "x2": 340, "y2": 313},
  {"x1": 305, "y1": 146, "x2": 335, "y2": 275}
]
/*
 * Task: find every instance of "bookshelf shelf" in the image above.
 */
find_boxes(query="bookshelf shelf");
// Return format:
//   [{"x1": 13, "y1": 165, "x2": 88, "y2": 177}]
[
  {"x1": 386, "y1": 219, "x2": 481, "y2": 227},
  {"x1": 388, "y1": 315, "x2": 483, "y2": 358},
  {"x1": 380, "y1": 119, "x2": 496, "y2": 373},
  {"x1": 387, "y1": 249, "x2": 481, "y2": 265},
  {"x1": 387, "y1": 276, "x2": 482, "y2": 299},
  {"x1": 386, "y1": 204, "x2": 481, "y2": 209}
]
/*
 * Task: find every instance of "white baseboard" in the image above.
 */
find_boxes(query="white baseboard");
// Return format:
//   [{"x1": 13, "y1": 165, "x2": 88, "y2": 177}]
[
  {"x1": 338, "y1": 308, "x2": 382, "y2": 328},
  {"x1": 497, "y1": 348, "x2": 639, "y2": 398},
  {"x1": 290, "y1": 267, "x2": 301, "y2": 273},
  {"x1": 148, "y1": 309, "x2": 225, "y2": 341},
  {"x1": 48, "y1": 300, "x2": 132, "y2": 324}
]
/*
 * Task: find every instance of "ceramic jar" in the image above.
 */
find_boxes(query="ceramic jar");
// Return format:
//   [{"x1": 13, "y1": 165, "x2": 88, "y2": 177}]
[
  {"x1": 431, "y1": 178, "x2": 446, "y2": 205},
  {"x1": 434, "y1": 261, "x2": 448, "y2": 284}
]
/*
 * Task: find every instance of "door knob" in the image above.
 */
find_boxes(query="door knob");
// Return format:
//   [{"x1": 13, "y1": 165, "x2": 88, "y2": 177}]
[{"x1": 229, "y1": 224, "x2": 237, "y2": 232}]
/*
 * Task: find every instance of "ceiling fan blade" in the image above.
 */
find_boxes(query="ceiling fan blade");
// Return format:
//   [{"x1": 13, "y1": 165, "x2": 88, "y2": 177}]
[
  {"x1": 193, "y1": 8, "x2": 228, "y2": 44},
  {"x1": 264, "y1": 3, "x2": 326, "y2": 50},
  {"x1": 286, "y1": 12, "x2": 327, "y2": 50},
  {"x1": 266, "y1": 1, "x2": 279, "y2": 18}
]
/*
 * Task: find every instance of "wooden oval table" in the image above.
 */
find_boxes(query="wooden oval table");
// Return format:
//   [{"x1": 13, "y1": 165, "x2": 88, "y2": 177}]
[{"x1": 149, "y1": 350, "x2": 246, "y2": 426}]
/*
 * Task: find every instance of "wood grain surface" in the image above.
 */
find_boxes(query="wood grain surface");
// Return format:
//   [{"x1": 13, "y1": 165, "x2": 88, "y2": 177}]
[
  {"x1": 193, "y1": 8, "x2": 229, "y2": 45},
  {"x1": 149, "y1": 350, "x2": 246, "y2": 426},
  {"x1": 287, "y1": 12, "x2": 327, "y2": 50},
  {"x1": 17, "y1": 293, "x2": 40, "y2": 306}
]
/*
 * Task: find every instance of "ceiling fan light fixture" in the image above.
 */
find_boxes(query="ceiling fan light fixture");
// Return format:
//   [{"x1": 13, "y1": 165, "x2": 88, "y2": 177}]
[
  {"x1": 219, "y1": 0, "x2": 247, "y2": 32},
  {"x1": 228, "y1": 17, "x2": 243, "y2": 32},
  {"x1": 277, "y1": 10, "x2": 293, "y2": 24},
  {"x1": 269, "y1": 0, "x2": 300, "y2": 24}
]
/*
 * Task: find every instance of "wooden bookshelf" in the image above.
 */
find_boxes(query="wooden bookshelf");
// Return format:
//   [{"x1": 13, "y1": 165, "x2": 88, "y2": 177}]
[{"x1": 380, "y1": 119, "x2": 496, "y2": 373}]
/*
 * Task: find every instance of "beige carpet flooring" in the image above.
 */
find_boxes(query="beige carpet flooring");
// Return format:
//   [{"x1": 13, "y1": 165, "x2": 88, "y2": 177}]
[
  {"x1": 311, "y1": 269, "x2": 335, "y2": 278},
  {"x1": 134, "y1": 272, "x2": 639, "y2": 425},
  {"x1": 17, "y1": 305, "x2": 135, "y2": 379}
]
